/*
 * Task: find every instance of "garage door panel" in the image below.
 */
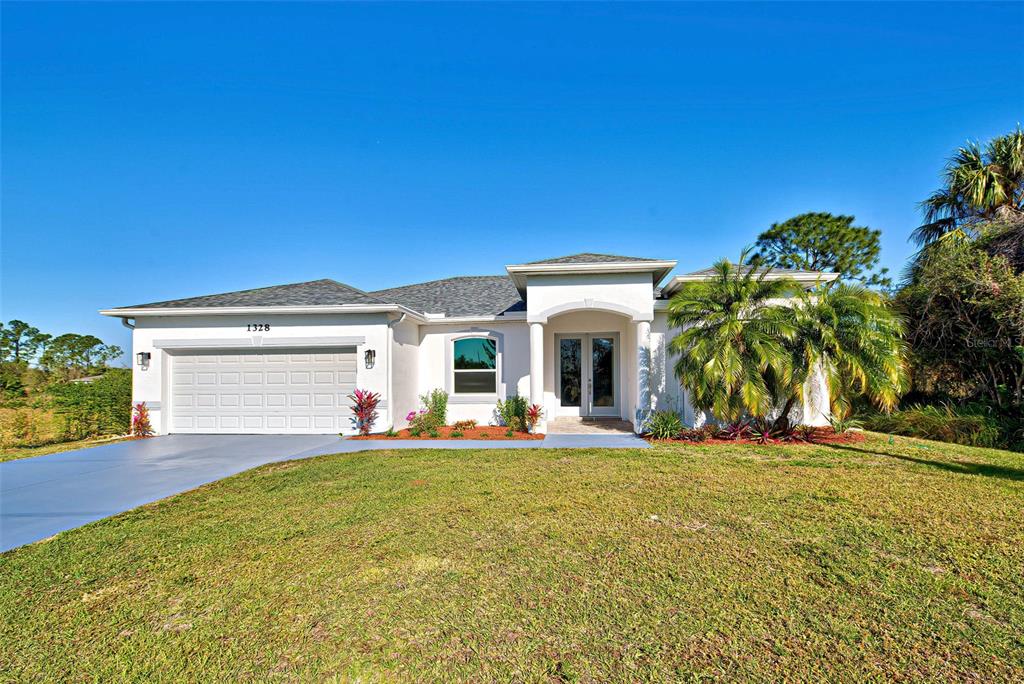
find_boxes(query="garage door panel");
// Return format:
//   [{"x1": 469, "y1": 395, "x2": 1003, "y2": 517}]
[{"x1": 171, "y1": 347, "x2": 357, "y2": 434}]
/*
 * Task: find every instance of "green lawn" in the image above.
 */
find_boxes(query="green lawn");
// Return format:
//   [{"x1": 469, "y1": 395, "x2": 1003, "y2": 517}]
[{"x1": 2, "y1": 434, "x2": 1022, "y2": 681}]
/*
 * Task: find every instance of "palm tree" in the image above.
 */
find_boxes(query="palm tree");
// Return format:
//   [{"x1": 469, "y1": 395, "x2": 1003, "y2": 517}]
[
  {"x1": 914, "y1": 126, "x2": 1024, "y2": 246},
  {"x1": 784, "y1": 284, "x2": 909, "y2": 422},
  {"x1": 668, "y1": 254, "x2": 909, "y2": 427},
  {"x1": 667, "y1": 253, "x2": 799, "y2": 422}
]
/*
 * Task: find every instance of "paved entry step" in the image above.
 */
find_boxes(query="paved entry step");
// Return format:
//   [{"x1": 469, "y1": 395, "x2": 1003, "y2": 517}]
[{"x1": 547, "y1": 417, "x2": 636, "y2": 435}]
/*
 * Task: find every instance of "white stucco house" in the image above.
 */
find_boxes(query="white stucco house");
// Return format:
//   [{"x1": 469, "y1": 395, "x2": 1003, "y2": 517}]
[{"x1": 100, "y1": 253, "x2": 834, "y2": 435}]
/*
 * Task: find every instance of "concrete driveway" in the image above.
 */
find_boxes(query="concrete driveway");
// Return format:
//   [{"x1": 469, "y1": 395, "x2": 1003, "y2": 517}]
[{"x1": 1, "y1": 433, "x2": 647, "y2": 552}]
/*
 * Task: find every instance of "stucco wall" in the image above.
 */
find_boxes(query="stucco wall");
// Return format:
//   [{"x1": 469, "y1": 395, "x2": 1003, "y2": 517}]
[
  {"x1": 131, "y1": 313, "x2": 391, "y2": 434},
  {"x1": 526, "y1": 272, "x2": 655, "y2": 322},
  {"x1": 416, "y1": 321, "x2": 530, "y2": 426},
  {"x1": 389, "y1": 316, "x2": 420, "y2": 430}
]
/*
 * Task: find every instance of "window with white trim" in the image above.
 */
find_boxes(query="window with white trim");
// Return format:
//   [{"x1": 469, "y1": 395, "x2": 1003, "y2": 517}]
[{"x1": 452, "y1": 337, "x2": 497, "y2": 394}]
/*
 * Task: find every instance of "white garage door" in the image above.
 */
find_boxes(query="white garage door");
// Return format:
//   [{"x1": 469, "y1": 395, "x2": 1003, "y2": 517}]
[{"x1": 170, "y1": 348, "x2": 358, "y2": 434}]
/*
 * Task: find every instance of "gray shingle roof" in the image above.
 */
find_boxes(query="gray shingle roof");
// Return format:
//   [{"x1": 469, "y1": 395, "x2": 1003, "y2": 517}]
[
  {"x1": 370, "y1": 276, "x2": 525, "y2": 317},
  {"x1": 118, "y1": 279, "x2": 385, "y2": 309},
  {"x1": 525, "y1": 252, "x2": 664, "y2": 265}
]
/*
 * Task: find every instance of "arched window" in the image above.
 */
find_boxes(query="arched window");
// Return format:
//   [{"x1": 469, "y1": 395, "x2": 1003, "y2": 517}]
[{"x1": 452, "y1": 336, "x2": 497, "y2": 394}]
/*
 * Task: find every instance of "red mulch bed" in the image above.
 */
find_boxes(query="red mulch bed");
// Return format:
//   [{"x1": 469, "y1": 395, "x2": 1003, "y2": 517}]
[
  {"x1": 350, "y1": 426, "x2": 544, "y2": 441},
  {"x1": 644, "y1": 427, "x2": 865, "y2": 446}
]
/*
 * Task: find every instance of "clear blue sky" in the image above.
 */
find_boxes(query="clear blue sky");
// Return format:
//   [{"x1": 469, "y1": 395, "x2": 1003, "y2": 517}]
[{"x1": 2, "y1": 2, "x2": 1022, "y2": 363}]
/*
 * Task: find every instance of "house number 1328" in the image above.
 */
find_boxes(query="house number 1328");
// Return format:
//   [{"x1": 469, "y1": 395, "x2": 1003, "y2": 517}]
[{"x1": 247, "y1": 323, "x2": 271, "y2": 332}]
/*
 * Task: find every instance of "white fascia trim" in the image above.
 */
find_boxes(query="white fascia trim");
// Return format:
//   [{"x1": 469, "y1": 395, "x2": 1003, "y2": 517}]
[
  {"x1": 505, "y1": 260, "x2": 678, "y2": 291},
  {"x1": 660, "y1": 272, "x2": 840, "y2": 296},
  {"x1": 428, "y1": 312, "x2": 528, "y2": 324},
  {"x1": 99, "y1": 304, "x2": 427, "y2": 322}
]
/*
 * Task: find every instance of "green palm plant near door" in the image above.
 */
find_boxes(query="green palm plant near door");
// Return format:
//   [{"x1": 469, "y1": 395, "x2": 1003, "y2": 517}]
[{"x1": 667, "y1": 253, "x2": 799, "y2": 422}]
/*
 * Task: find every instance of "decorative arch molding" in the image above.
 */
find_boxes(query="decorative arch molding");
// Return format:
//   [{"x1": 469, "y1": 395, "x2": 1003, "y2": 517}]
[{"x1": 528, "y1": 299, "x2": 652, "y2": 324}]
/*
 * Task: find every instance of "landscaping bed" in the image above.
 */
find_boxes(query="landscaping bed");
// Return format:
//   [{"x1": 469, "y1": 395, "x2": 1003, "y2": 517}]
[
  {"x1": 644, "y1": 426, "x2": 865, "y2": 446},
  {"x1": 351, "y1": 425, "x2": 543, "y2": 440}
]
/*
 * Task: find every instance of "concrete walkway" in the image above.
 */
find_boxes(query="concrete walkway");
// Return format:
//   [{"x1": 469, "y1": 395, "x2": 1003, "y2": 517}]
[{"x1": 1, "y1": 433, "x2": 647, "y2": 552}]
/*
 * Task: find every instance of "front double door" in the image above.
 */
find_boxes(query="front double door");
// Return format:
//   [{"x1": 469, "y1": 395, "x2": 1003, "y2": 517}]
[{"x1": 556, "y1": 333, "x2": 619, "y2": 417}]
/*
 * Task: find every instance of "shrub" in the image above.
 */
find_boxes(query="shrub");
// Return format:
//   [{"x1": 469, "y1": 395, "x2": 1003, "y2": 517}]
[
  {"x1": 47, "y1": 369, "x2": 132, "y2": 439},
  {"x1": 678, "y1": 425, "x2": 717, "y2": 442},
  {"x1": 643, "y1": 410, "x2": 683, "y2": 439},
  {"x1": 451, "y1": 430, "x2": 463, "y2": 438},
  {"x1": 862, "y1": 403, "x2": 1003, "y2": 448},
  {"x1": 452, "y1": 419, "x2": 477, "y2": 431},
  {"x1": 526, "y1": 404, "x2": 544, "y2": 432},
  {"x1": 427, "y1": 427, "x2": 440, "y2": 438},
  {"x1": 827, "y1": 414, "x2": 863, "y2": 435},
  {"x1": 348, "y1": 389, "x2": 381, "y2": 436},
  {"x1": 407, "y1": 409, "x2": 434, "y2": 434},
  {"x1": 409, "y1": 427, "x2": 422, "y2": 437},
  {"x1": 792, "y1": 424, "x2": 818, "y2": 443},
  {"x1": 419, "y1": 389, "x2": 448, "y2": 427},
  {"x1": 716, "y1": 421, "x2": 751, "y2": 441},
  {"x1": 131, "y1": 402, "x2": 154, "y2": 437},
  {"x1": 496, "y1": 395, "x2": 528, "y2": 431},
  {"x1": 384, "y1": 428, "x2": 398, "y2": 438},
  {"x1": 504, "y1": 428, "x2": 514, "y2": 438}
]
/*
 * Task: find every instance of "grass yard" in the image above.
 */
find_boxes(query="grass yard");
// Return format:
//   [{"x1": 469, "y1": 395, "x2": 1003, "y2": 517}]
[{"x1": 2, "y1": 434, "x2": 1022, "y2": 681}]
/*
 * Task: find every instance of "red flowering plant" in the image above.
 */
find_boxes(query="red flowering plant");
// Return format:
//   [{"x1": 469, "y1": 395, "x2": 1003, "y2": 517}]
[
  {"x1": 348, "y1": 389, "x2": 381, "y2": 436},
  {"x1": 526, "y1": 403, "x2": 544, "y2": 433},
  {"x1": 132, "y1": 402, "x2": 154, "y2": 438}
]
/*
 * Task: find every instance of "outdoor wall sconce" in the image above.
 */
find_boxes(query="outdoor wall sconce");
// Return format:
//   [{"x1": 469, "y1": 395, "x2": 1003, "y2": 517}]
[
  {"x1": 364, "y1": 349, "x2": 376, "y2": 369},
  {"x1": 136, "y1": 351, "x2": 151, "y2": 368}
]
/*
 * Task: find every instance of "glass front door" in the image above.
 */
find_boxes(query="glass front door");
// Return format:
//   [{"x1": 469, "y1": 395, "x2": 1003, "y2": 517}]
[{"x1": 556, "y1": 333, "x2": 618, "y2": 417}]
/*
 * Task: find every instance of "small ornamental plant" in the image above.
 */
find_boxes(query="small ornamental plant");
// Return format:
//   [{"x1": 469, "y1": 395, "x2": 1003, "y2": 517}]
[
  {"x1": 526, "y1": 404, "x2": 544, "y2": 433},
  {"x1": 348, "y1": 389, "x2": 381, "y2": 436},
  {"x1": 131, "y1": 402, "x2": 154, "y2": 438},
  {"x1": 407, "y1": 409, "x2": 433, "y2": 434}
]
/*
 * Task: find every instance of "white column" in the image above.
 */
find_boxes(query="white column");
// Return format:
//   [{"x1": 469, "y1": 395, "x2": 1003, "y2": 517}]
[
  {"x1": 529, "y1": 322, "x2": 544, "y2": 407},
  {"x1": 636, "y1": 320, "x2": 652, "y2": 431}
]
